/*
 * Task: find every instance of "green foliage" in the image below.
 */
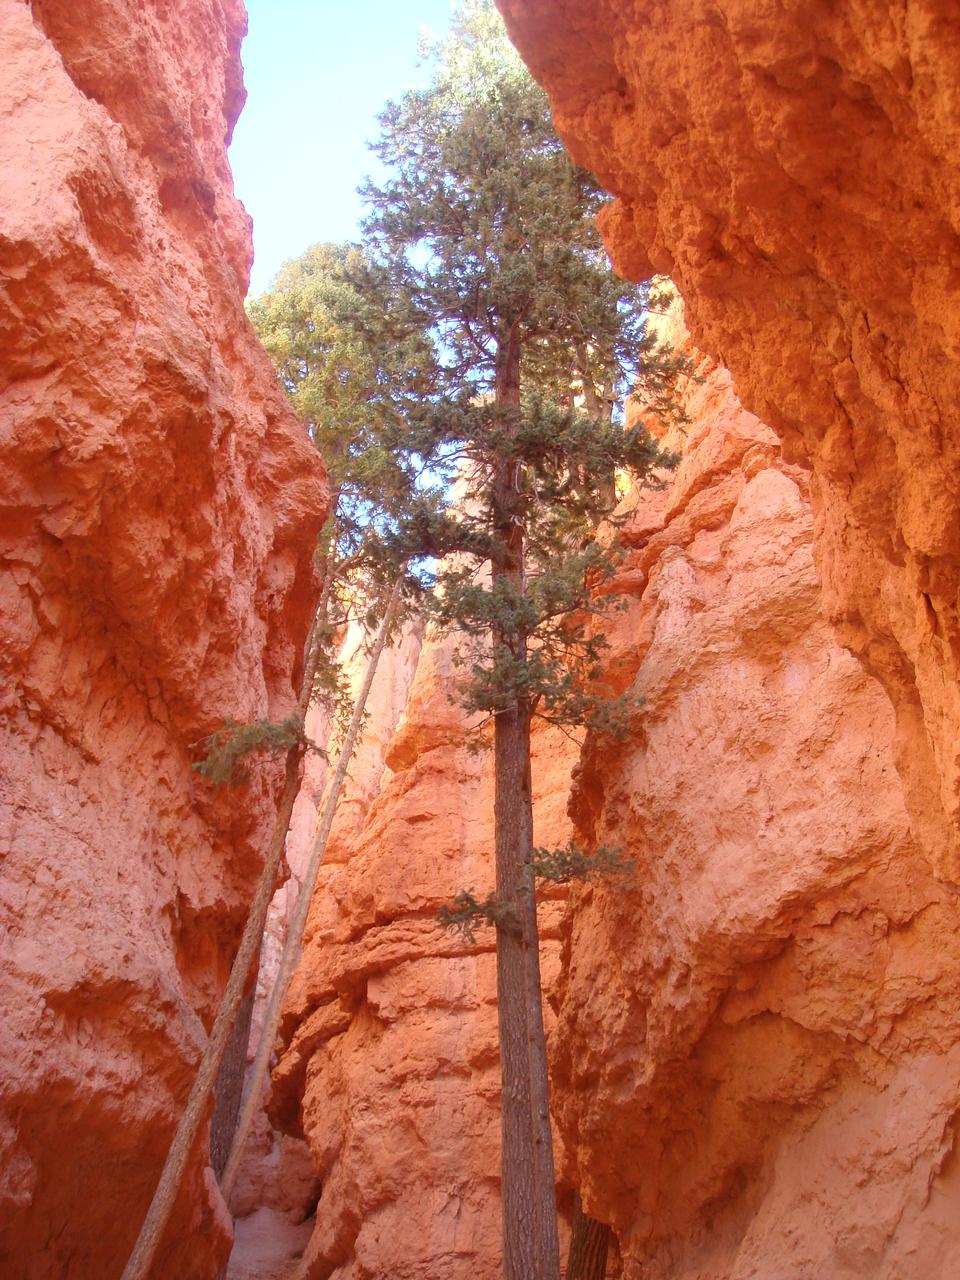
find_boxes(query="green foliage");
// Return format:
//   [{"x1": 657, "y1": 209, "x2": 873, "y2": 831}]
[
  {"x1": 438, "y1": 844, "x2": 633, "y2": 942},
  {"x1": 247, "y1": 242, "x2": 444, "y2": 637},
  {"x1": 436, "y1": 889, "x2": 519, "y2": 944},
  {"x1": 361, "y1": 0, "x2": 688, "y2": 735},
  {"x1": 529, "y1": 842, "x2": 634, "y2": 886},
  {"x1": 363, "y1": 2, "x2": 690, "y2": 423},
  {"x1": 191, "y1": 716, "x2": 316, "y2": 788}
]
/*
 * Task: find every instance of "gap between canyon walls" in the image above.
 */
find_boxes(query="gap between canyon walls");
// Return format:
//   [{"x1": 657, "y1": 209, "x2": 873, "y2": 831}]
[
  {"x1": 498, "y1": 0, "x2": 960, "y2": 880},
  {"x1": 0, "y1": 1, "x2": 328, "y2": 1276}
]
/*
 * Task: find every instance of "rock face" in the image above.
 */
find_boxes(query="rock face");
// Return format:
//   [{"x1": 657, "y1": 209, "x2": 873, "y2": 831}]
[
  {"x1": 555, "y1": 319, "x2": 960, "y2": 1277},
  {"x1": 498, "y1": 0, "x2": 960, "y2": 879},
  {"x1": 0, "y1": 2, "x2": 327, "y2": 1276}
]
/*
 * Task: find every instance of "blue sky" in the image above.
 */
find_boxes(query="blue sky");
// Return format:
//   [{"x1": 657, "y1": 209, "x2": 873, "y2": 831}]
[{"x1": 230, "y1": 0, "x2": 458, "y2": 297}]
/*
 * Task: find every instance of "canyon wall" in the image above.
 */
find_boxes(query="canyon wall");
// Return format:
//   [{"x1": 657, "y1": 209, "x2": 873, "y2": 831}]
[
  {"x1": 498, "y1": 0, "x2": 960, "y2": 881},
  {"x1": 265, "y1": 301, "x2": 958, "y2": 1277},
  {"x1": 0, "y1": 2, "x2": 327, "y2": 1276},
  {"x1": 556, "y1": 321, "x2": 960, "y2": 1277}
]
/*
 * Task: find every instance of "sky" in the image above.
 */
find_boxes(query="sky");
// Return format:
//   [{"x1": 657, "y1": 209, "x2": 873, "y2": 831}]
[{"x1": 230, "y1": 0, "x2": 458, "y2": 297}]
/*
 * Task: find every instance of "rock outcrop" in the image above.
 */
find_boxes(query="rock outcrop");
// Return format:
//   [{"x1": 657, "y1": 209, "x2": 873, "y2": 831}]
[
  {"x1": 555, "y1": 318, "x2": 960, "y2": 1277},
  {"x1": 498, "y1": 0, "x2": 960, "y2": 880},
  {"x1": 0, "y1": 2, "x2": 327, "y2": 1276},
  {"x1": 266, "y1": 298, "x2": 955, "y2": 1278}
]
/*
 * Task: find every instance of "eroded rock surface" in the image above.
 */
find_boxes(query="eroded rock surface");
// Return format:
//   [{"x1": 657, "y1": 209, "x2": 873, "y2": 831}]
[
  {"x1": 499, "y1": 0, "x2": 960, "y2": 877},
  {"x1": 0, "y1": 2, "x2": 326, "y2": 1275},
  {"x1": 554, "y1": 321, "x2": 960, "y2": 1277}
]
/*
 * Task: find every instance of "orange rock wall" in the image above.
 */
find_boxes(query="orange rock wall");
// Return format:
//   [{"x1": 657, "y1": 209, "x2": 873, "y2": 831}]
[
  {"x1": 0, "y1": 2, "x2": 326, "y2": 1276},
  {"x1": 498, "y1": 0, "x2": 960, "y2": 878},
  {"x1": 557, "y1": 320, "x2": 960, "y2": 1277}
]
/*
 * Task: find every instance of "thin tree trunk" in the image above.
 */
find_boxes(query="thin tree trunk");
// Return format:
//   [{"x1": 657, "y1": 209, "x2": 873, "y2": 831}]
[
  {"x1": 519, "y1": 789, "x2": 559, "y2": 1276},
  {"x1": 209, "y1": 990, "x2": 255, "y2": 1179},
  {"x1": 220, "y1": 577, "x2": 402, "y2": 1203},
  {"x1": 566, "y1": 1191, "x2": 610, "y2": 1280},
  {"x1": 493, "y1": 326, "x2": 561, "y2": 1280},
  {"x1": 495, "y1": 699, "x2": 540, "y2": 1280},
  {"x1": 120, "y1": 570, "x2": 334, "y2": 1280}
]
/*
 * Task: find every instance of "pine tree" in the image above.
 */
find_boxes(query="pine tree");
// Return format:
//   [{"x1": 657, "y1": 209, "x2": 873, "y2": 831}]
[
  {"x1": 362, "y1": 5, "x2": 685, "y2": 1276},
  {"x1": 120, "y1": 251, "x2": 438, "y2": 1280},
  {"x1": 247, "y1": 241, "x2": 438, "y2": 630}
]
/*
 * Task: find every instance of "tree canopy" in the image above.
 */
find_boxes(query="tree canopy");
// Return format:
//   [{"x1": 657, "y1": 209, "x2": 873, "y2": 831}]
[{"x1": 356, "y1": 6, "x2": 687, "y2": 1279}]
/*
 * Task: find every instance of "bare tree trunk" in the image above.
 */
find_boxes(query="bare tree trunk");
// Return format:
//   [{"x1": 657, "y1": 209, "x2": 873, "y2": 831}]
[
  {"x1": 519, "y1": 789, "x2": 559, "y2": 1276},
  {"x1": 120, "y1": 571, "x2": 333, "y2": 1280},
  {"x1": 219, "y1": 578, "x2": 402, "y2": 1202},
  {"x1": 209, "y1": 990, "x2": 255, "y2": 1179},
  {"x1": 566, "y1": 1191, "x2": 610, "y2": 1280},
  {"x1": 493, "y1": 326, "x2": 561, "y2": 1280},
  {"x1": 495, "y1": 698, "x2": 541, "y2": 1280}
]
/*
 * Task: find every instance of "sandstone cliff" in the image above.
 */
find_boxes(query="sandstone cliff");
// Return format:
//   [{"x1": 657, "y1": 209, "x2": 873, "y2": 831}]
[
  {"x1": 262, "y1": 297, "x2": 953, "y2": 1278},
  {"x1": 556, "y1": 319, "x2": 960, "y2": 1277},
  {"x1": 499, "y1": 0, "x2": 960, "y2": 881},
  {"x1": 0, "y1": 2, "x2": 326, "y2": 1275}
]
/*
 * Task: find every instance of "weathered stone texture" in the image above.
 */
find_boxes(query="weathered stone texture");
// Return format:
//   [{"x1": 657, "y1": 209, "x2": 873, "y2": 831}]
[
  {"x1": 0, "y1": 2, "x2": 327, "y2": 1275},
  {"x1": 556, "y1": 319, "x2": 960, "y2": 1277},
  {"x1": 499, "y1": 0, "x2": 960, "y2": 878}
]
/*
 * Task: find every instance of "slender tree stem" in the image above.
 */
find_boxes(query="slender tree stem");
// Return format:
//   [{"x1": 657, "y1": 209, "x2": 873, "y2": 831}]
[
  {"x1": 566, "y1": 1191, "x2": 611, "y2": 1280},
  {"x1": 520, "y1": 816, "x2": 560, "y2": 1275},
  {"x1": 493, "y1": 326, "x2": 560, "y2": 1280},
  {"x1": 120, "y1": 569, "x2": 333, "y2": 1280},
  {"x1": 220, "y1": 577, "x2": 402, "y2": 1203}
]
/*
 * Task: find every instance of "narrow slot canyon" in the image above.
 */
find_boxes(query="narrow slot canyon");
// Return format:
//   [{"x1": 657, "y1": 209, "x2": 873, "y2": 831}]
[{"x1": 2, "y1": 3, "x2": 960, "y2": 1279}]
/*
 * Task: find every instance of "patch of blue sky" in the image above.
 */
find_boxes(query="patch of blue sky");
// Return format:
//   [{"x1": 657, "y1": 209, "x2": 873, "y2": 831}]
[{"x1": 230, "y1": 0, "x2": 458, "y2": 297}]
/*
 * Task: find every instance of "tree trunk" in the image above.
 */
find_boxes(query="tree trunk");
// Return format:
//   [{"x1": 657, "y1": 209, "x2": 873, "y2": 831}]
[
  {"x1": 209, "y1": 989, "x2": 255, "y2": 1179},
  {"x1": 493, "y1": 325, "x2": 561, "y2": 1280},
  {"x1": 220, "y1": 579, "x2": 402, "y2": 1202},
  {"x1": 566, "y1": 1191, "x2": 610, "y2": 1280},
  {"x1": 120, "y1": 569, "x2": 334, "y2": 1280}
]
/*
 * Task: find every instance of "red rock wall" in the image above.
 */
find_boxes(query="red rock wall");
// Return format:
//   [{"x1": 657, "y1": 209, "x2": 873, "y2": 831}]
[
  {"x1": 498, "y1": 0, "x2": 960, "y2": 879},
  {"x1": 0, "y1": 2, "x2": 327, "y2": 1275},
  {"x1": 556, "y1": 315, "x2": 960, "y2": 1277},
  {"x1": 266, "y1": 301, "x2": 955, "y2": 1279}
]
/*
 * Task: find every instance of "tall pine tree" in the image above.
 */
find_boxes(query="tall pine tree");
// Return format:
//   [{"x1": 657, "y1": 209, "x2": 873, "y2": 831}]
[{"x1": 362, "y1": 5, "x2": 686, "y2": 1275}]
